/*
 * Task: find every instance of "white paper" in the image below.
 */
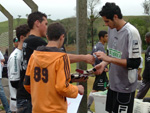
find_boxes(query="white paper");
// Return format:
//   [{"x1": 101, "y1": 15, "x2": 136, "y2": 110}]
[{"x1": 67, "y1": 94, "x2": 83, "y2": 113}]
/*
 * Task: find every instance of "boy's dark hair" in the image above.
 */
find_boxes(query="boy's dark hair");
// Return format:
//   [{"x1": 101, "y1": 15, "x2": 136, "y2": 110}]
[
  {"x1": 145, "y1": 32, "x2": 150, "y2": 38},
  {"x1": 98, "y1": 31, "x2": 107, "y2": 40},
  {"x1": 99, "y1": 2, "x2": 123, "y2": 20},
  {"x1": 27, "y1": 11, "x2": 47, "y2": 29},
  {"x1": 47, "y1": 23, "x2": 66, "y2": 41},
  {"x1": 15, "y1": 24, "x2": 30, "y2": 41}
]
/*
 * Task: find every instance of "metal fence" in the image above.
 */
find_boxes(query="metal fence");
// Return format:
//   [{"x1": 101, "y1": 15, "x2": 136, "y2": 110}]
[{"x1": 0, "y1": 30, "x2": 16, "y2": 54}]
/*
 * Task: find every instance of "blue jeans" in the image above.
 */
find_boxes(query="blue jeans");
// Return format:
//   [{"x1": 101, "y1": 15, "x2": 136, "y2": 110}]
[
  {"x1": 17, "y1": 99, "x2": 32, "y2": 113},
  {"x1": 0, "y1": 79, "x2": 11, "y2": 113}
]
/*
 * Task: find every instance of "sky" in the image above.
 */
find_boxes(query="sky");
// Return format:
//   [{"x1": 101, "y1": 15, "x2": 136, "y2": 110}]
[{"x1": 0, "y1": 0, "x2": 146, "y2": 22}]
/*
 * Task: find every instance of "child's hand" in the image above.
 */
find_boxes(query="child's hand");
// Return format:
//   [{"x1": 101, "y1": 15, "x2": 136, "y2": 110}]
[{"x1": 77, "y1": 85, "x2": 84, "y2": 95}]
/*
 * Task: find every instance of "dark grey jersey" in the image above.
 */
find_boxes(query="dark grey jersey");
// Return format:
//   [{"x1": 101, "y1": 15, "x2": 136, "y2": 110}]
[
  {"x1": 91, "y1": 42, "x2": 105, "y2": 66},
  {"x1": 108, "y1": 23, "x2": 142, "y2": 93}
]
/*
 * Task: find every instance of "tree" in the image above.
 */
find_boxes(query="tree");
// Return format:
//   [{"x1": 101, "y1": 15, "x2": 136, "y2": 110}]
[
  {"x1": 60, "y1": 17, "x2": 76, "y2": 45},
  {"x1": 26, "y1": 14, "x2": 29, "y2": 18},
  {"x1": 142, "y1": 0, "x2": 150, "y2": 50},
  {"x1": 87, "y1": 0, "x2": 100, "y2": 49},
  {"x1": 143, "y1": 0, "x2": 150, "y2": 15},
  {"x1": 128, "y1": 17, "x2": 148, "y2": 50},
  {"x1": 17, "y1": 15, "x2": 21, "y2": 26}
]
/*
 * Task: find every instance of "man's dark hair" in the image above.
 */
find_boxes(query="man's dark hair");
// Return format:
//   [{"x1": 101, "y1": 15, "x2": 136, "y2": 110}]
[
  {"x1": 99, "y1": 2, "x2": 123, "y2": 20},
  {"x1": 47, "y1": 23, "x2": 66, "y2": 41},
  {"x1": 15, "y1": 24, "x2": 30, "y2": 41},
  {"x1": 98, "y1": 31, "x2": 107, "y2": 40},
  {"x1": 27, "y1": 11, "x2": 47, "y2": 29}
]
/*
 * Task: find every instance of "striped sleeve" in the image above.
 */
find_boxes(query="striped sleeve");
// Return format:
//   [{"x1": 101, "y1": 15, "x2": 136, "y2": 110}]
[
  {"x1": 55, "y1": 54, "x2": 78, "y2": 98},
  {"x1": 63, "y1": 55, "x2": 70, "y2": 87},
  {"x1": 128, "y1": 28, "x2": 141, "y2": 58}
]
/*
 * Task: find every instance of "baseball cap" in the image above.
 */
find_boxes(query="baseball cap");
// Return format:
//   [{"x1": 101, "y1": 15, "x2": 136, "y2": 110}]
[{"x1": 13, "y1": 37, "x2": 18, "y2": 42}]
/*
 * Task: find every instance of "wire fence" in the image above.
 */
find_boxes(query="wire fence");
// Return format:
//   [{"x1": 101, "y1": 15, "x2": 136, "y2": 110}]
[{"x1": 0, "y1": 30, "x2": 16, "y2": 54}]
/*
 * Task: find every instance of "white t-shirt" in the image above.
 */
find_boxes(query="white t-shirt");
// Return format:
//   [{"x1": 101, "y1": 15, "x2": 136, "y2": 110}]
[
  {"x1": 0, "y1": 51, "x2": 4, "y2": 78},
  {"x1": 7, "y1": 48, "x2": 22, "y2": 111},
  {"x1": 7, "y1": 48, "x2": 22, "y2": 81}
]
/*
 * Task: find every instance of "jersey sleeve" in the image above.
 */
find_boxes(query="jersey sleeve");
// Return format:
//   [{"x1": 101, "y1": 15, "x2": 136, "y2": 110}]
[
  {"x1": 55, "y1": 54, "x2": 78, "y2": 98},
  {"x1": 128, "y1": 29, "x2": 141, "y2": 58},
  {"x1": 23, "y1": 55, "x2": 32, "y2": 94},
  {"x1": 139, "y1": 56, "x2": 143, "y2": 68}
]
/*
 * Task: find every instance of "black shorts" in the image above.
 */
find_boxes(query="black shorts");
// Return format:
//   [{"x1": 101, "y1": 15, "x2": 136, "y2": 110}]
[
  {"x1": 92, "y1": 72, "x2": 108, "y2": 91},
  {"x1": 106, "y1": 88, "x2": 135, "y2": 113}
]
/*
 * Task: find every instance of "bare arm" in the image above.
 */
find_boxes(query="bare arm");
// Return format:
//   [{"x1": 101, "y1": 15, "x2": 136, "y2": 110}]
[
  {"x1": 68, "y1": 54, "x2": 95, "y2": 64},
  {"x1": 1, "y1": 59, "x2": 5, "y2": 63},
  {"x1": 1, "y1": 59, "x2": 5, "y2": 66},
  {"x1": 94, "y1": 51, "x2": 127, "y2": 67},
  {"x1": 94, "y1": 61, "x2": 109, "y2": 75}
]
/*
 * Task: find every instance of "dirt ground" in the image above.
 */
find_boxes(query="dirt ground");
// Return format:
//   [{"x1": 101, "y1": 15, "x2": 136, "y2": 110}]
[{"x1": 0, "y1": 110, "x2": 5, "y2": 113}]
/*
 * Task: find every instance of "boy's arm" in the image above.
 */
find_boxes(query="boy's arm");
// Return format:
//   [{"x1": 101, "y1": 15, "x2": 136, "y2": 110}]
[
  {"x1": 68, "y1": 54, "x2": 95, "y2": 64},
  {"x1": 0, "y1": 52, "x2": 5, "y2": 65}
]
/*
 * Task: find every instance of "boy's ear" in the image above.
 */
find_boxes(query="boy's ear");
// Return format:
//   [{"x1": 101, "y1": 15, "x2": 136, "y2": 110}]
[
  {"x1": 113, "y1": 14, "x2": 118, "y2": 20},
  {"x1": 60, "y1": 34, "x2": 65, "y2": 40}
]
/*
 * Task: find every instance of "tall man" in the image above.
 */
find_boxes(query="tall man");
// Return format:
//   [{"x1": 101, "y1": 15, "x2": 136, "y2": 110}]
[
  {"x1": 16, "y1": 11, "x2": 48, "y2": 113},
  {"x1": 17, "y1": 11, "x2": 94, "y2": 113},
  {"x1": 94, "y1": 2, "x2": 141, "y2": 113},
  {"x1": 7, "y1": 24, "x2": 30, "y2": 113},
  {"x1": 136, "y1": 32, "x2": 150, "y2": 99}
]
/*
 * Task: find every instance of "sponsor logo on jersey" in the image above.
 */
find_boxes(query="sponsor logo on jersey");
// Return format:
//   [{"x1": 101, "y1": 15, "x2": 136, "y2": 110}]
[
  {"x1": 108, "y1": 48, "x2": 122, "y2": 59},
  {"x1": 14, "y1": 53, "x2": 18, "y2": 72},
  {"x1": 23, "y1": 42, "x2": 27, "y2": 48},
  {"x1": 118, "y1": 105, "x2": 128, "y2": 113},
  {"x1": 132, "y1": 40, "x2": 139, "y2": 53}
]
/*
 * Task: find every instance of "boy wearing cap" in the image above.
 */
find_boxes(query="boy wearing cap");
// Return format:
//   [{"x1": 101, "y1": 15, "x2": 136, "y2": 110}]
[{"x1": 13, "y1": 37, "x2": 19, "y2": 49}]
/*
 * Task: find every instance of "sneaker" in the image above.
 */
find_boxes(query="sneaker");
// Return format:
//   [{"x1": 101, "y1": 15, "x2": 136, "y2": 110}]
[{"x1": 88, "y1": 109, "x2": 93, "y2": 113}]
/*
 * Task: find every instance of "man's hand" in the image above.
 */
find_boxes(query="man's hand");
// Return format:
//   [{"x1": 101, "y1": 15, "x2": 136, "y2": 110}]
[
  {"x1": 77, "y1": 85, "x2": 84, "y2": 95},
  {"x1": 94, "y1": 51, "x2": 111, "y2": 63},
  {"x1": 1, "y1": 62, "x2": 4, "y2": 67},
  {"x1": 94, "y1": 62, "x2": 106, "y2": 75}
]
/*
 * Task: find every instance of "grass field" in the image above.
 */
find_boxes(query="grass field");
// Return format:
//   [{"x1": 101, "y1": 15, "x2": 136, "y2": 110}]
[{"x1": 70, "y1": 53, "x2": 150, "y2": 112}]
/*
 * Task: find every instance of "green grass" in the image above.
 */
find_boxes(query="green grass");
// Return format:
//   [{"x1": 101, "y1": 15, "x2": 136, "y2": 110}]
[{"x1": 70, "y1": 53, "x2": 149, "y2": 112}]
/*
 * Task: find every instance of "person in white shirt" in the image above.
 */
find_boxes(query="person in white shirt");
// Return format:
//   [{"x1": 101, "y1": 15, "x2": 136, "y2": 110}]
[
  {"x1": 7, "y1": 24, "x2": 30, "y2": 113},
  {"x1": 0, "y1": 51, "x2": 11, "y2": 113}
]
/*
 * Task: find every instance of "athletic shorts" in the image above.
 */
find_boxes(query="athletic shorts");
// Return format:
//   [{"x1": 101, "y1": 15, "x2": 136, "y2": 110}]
[
  {"x1": 92, "y1": 72, "x2": 108, "y2": 91},
  {"x1": 106, "y1": 88, "x2": 135, "y2": 113}
]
